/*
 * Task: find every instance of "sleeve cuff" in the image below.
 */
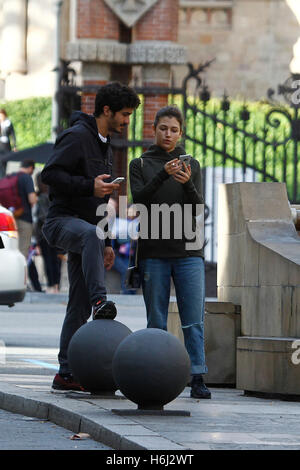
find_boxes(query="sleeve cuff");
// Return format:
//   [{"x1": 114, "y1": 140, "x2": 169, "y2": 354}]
[
  {"x1": 158, "y1": 168, "x2": 170, "y2": 181},
  {"x1": 105, "y1": 238, "x2": 112, "y2": 247},
  {"x1": 183, "y1": 179, "x2": 195, "y2": 191}
]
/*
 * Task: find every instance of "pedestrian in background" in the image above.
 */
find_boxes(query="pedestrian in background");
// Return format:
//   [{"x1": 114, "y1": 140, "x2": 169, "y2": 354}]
[
  {"x1": 0, "y1": 109, "x2": 17, "y2": 154},
  {"x1": 16, "y1": 159, "x2": 37, "y2": 259}
]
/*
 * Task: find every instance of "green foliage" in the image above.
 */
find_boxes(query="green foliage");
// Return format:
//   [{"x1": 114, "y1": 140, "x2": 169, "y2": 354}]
[
  {"x1": 0, "y1": 97, "x2": 52, "y2": 149},
  {"x1": 128, "y1": 94, "x2": 300, "y2": 201},
  {"x1": 179, "y1": 96, "x2": 299, "y2": 200},
  {"x1": 3, "y1": 95, "x2": 298, "y2": 200}
]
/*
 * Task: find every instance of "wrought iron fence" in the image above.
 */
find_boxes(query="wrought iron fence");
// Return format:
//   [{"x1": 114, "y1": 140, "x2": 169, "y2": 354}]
[
  {"x1": 177, "y1": 65, "x2": 300, "y2": 261},
  {"x1": 178, "y1": 64, "x2": 300, "y2": 201}
]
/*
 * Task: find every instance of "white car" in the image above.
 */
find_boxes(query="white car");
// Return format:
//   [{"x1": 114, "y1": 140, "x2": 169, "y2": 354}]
[{"x1": 0, "y1": 205, "x2": 27, "y2": 306}]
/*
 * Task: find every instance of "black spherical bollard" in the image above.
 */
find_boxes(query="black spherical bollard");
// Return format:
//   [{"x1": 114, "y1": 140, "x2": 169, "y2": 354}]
[
  {"x1": 68, "y1": 319, "x2": 132, "y2": 394},
  {"x1": 112, "y1": 328, "x2": 190, "y2": 413}
]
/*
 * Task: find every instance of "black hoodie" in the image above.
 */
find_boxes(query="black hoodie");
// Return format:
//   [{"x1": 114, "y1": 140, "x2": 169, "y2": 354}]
[
  {"x1": 41, "y1": 111, "x2": 113, "y2": 230},
  {"x1": 129, "y1": 144, "x2": 204, "y2": 260}
]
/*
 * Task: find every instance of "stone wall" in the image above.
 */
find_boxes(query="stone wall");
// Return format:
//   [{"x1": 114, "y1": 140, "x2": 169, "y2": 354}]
[
  {"x1": 217, "y1": 182, "x2": 300, "y2": 396},
  {"x1": 176, "y1": 0, "x2": 300, "y2": 99},
  {"x1": 0, "y1": 0, "x2": 299, "y2": 103}
]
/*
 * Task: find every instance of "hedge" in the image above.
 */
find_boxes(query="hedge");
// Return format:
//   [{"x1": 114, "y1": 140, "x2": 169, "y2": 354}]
[{"x1": 0, "y1": 97, "x2": 52, "y2": 150}]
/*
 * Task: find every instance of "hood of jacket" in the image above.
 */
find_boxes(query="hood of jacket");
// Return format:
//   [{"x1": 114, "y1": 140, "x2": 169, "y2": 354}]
[
  {"x1": 69, "y1": 111, "x2": 111, "y2": 143},
  {"x1": 142, "y1": 144, "x2": 186, "y2": 161}
]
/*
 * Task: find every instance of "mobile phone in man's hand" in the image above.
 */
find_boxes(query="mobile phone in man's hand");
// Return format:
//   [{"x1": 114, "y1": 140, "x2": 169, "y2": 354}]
[{"x1": 111, "y1": 177, "x2": 125, "y2": 184}]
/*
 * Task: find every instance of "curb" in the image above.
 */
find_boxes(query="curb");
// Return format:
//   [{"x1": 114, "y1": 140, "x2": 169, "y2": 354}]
[{"x1": 0, "y1": 381, "x2": 188, "y2": 451}]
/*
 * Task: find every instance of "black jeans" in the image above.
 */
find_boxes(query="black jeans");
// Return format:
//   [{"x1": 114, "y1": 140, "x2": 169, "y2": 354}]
[
  {"x1": 42, "y1": 216, "x2": 106, "y2": 375},
  {"x1": 39, "y1": 237, "x2": 62, "y2": 287}
]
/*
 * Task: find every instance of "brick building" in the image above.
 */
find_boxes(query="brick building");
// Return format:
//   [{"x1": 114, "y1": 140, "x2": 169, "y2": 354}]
[{"x1": 0, "y1": 0, "x2": 299, "y2": 104}]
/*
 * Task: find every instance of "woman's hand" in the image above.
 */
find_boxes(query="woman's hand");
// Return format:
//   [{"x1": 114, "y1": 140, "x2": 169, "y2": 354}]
[
  {"x1": 164, "y1": 158, "x2": 181, "y2": 176},
  {"x1": 172, "y1": 161, "x2": 191, "y2": 184}
]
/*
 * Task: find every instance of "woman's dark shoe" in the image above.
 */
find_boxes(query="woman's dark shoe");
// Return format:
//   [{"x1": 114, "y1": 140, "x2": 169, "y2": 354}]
[{"x1": 190, "y1": 374, "x2": 211, "y2": 399}]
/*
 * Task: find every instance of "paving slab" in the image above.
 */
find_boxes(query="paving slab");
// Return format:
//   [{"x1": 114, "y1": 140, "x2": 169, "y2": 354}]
[
  {"x1": 1, "y1": 293, "x2": 300, "y2": 451},
  {"x1": 1, "y1": 374, "x2": 300, "y2": 451}
]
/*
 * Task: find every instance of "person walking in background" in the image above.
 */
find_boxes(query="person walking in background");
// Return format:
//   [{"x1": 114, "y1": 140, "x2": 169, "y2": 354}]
[
  {"x1": 41, "y1": 81, "x2": 140, "y2": 392},
  {"x1": 27, "y1": 242, "x2": 44, "y2": 292},
  {"x1": 16, "y1": 159, "x2": 37, "y2": 259},
  {"x1": 129, "y1": 105, "x2": 211, "y2": 399},
  {"x1": 109, "y1": 201, "x2": 138, "y2": 295},
  {"x1": 0, "y1": 108, "x2": 17, "y2": 176},
  {"x1": 0, "y1": 109, "x2": 17, "y2": 154},
  {"x1": 34, "y1": 172, "x2": 62, "y2": 293}
]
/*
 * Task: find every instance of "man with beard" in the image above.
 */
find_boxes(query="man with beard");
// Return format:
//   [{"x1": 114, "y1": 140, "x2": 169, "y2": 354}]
[{"x1": 41, "y1": 82, "x2": 140, "y2": 392}]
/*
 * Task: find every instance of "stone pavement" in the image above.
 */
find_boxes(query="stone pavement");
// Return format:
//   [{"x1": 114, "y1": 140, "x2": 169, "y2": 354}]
[{"x1": 1, "y1": 293, "x2": 300, "y2": 451}]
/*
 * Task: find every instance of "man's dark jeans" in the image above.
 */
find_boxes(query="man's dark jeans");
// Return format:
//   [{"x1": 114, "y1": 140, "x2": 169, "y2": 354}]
[{"x1": 42, "y1": 216, "x2": 106, "y2": 375}]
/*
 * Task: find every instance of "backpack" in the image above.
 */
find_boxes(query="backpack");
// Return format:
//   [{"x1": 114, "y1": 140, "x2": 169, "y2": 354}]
[{"x1": 0, "y1": 172, "x2": 24, "y2": 217}]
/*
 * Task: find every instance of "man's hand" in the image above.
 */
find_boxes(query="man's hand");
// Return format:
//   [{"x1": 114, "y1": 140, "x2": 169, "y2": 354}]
[
  {"x1": 94, "y1": 174, "x2": 120, "y2": 198},
  {"x1": 104, "y1": 246, "x2": 115, "y2": 270}
]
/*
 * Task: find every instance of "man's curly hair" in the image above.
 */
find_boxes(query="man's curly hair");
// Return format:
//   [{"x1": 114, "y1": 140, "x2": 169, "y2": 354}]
[{"x1": 94, "y1": 81, "x2": 140, "y2": 117}]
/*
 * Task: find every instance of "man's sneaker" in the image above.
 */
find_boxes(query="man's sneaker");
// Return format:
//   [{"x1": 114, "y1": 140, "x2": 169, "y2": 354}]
[
  {"x1": 93, "y1": 299, "x2": 117, "y2": 320},
  {"x1": 51, "y1": 373, "x2": 84, "y2": 393},
  {"x1": 190, "y1": 375, "x2": 211, "y2": 399}
]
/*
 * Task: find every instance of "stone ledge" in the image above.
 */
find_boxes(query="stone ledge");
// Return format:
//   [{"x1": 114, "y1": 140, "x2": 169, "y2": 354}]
[
  {"x1": 66, "y1": 40, "x2": 187, "y2": 65},
  {"x1": 168, "y1": 300, "x2": 241, "y2": 314},
  {"x1": 66, "y1": 40, "x2": 127, "y2": 63},
  {"x1": 237, "y1": 336, "x2": 300, "y2": 396},
  {"x1": 128, "y1": 41, "x2": 186, "y2": 65},
  {"x1": 205, "y1": 301, "x2": 241, "y2": 314}
]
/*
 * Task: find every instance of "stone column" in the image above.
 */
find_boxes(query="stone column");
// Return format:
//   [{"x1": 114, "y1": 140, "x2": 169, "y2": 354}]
[
  {"x1": 131, "y1": 0, "x2": 182, "y2": 139},
  {"x1": 0, "y1": 0, "x2": 27, "y2": 74}
]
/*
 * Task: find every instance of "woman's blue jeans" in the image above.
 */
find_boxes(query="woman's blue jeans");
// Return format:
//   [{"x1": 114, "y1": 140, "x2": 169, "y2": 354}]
[{"x1": 139, "y1": 257, "x2": 208, "y2": 375}]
